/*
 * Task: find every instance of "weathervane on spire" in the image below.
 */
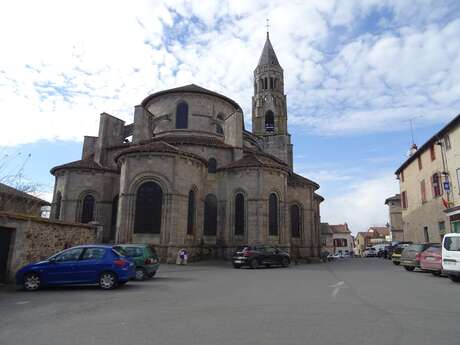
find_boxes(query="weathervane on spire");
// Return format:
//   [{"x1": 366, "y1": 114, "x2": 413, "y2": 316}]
[{"x1": 266, "y1": 18, "x2": 270, "y2": 38}]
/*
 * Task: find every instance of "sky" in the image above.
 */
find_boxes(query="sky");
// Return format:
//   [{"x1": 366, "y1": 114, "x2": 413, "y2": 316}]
[{"x1": 1, "y1": 0, "x2": 460, "y2": 234}]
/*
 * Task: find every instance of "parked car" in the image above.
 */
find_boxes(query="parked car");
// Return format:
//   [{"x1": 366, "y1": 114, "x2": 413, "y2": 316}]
[
  {"x1": 332, "y1": 252, "x2": 344, "y2": 259},
  {"x1": 15, "y1": 245, "x2": 136, "y2": 291},
  {"x1": 419, "y1": 244, "x2": 442, "y2": 276},
  {"x1": 232, "y1": 245, "x2": 290, "y2": 268},
  {"x1": 442, "y1": 233, "x2": 460, "y2": 282},
  {"x1": 385, "y1": 244, "x2": 399, "y2": 259},
  {"x1": 342, "y1": 251, "x2": 352, "y2": 258},
  {"x1": 400, "y1": 243, "x2": 439, "y2": 271},
  {"x1": 391, "y1": 242, "x2": 413, "y2": 265},
  {"x1": 363, "y1": 247, "x2": 377, "y2": 257},
  {"x1": 113, "y1": 244, "x2": 159, "y2": 280}
]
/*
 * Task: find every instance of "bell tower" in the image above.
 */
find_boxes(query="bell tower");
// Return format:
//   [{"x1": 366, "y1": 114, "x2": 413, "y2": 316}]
[{"x1": 252, "y1": 30, "x2": 293, "y2": 168}]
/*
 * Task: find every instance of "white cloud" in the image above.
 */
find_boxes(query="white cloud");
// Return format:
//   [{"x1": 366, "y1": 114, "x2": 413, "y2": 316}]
[
  {"x1": 0, "y1": 0, "x2": 459, "y2": 146},
  {"x1": 319, "y1": 173, "x2": 399, "y2": 234}
]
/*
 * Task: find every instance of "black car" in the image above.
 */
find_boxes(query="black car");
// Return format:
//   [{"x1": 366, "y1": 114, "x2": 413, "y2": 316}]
[{"x1": 231, "y1": 245, "x2": 290, "y2": 269}]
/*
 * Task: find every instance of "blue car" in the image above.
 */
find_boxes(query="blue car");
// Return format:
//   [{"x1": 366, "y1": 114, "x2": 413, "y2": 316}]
[{"x1": 15, "y1": 245, "x2": 136, "y2": 291}]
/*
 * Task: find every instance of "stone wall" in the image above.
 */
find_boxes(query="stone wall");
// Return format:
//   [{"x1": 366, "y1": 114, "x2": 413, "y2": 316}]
[{"x1": 0, "y1": 212, "x2": 101, "y2": 282}]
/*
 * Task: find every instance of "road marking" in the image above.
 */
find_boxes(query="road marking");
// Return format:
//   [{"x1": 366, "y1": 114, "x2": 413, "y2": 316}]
[
  {"x1": 329, "y1": 281, "x2": 347, "y2": 298},
  {"x1": 16, "y1": 301, "x2": 30, "y2": 305}
]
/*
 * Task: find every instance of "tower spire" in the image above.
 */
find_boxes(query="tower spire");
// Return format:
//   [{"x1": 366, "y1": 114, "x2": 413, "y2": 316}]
[
  {"x1": 252, "y1": 31, "x2": 293, "y2": 168},
  {"x1": 257, "y1": 22, "x2": 280, "y2": 67}
]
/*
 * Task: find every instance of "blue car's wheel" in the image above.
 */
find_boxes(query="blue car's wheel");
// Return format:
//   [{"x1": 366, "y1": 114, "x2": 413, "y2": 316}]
[
  {"x1": 99, "y1": 272, "x2": 117, "y2": 290},
  {"x1": 23, "y1": 273, "x2": 41, "y2": 291}
]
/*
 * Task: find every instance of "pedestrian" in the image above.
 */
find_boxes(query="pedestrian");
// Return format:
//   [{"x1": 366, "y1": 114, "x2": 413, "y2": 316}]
[{"x1": 176, "y1": 248, "x2": 188, "y2": 265}]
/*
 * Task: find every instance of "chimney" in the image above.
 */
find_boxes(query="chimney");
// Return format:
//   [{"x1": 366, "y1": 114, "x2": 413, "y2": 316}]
[{"x1": 409, "y1": 143, "x2": 418, "y2": 156}]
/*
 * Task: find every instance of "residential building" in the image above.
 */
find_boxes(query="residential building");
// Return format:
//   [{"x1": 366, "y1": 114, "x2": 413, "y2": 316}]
[
  {"x1": 367, "y1": 226, "x2": 391, "y2": 243},
  {"x1": 330, "y1": 223, "x2": 354, "y2": 255},
  {"x1": 320, "y1": 223, "x2": 334, "y2": 254},
  {"x1": 354, "y1": 227, "x2": 390, "y2": 256},
  {"x1": 354, "y1": 232, "x2": 369, "y2": 257},
  {"x1": 395, "y1": 114, "x2": 460, "y2": 242},
  {"x1": 385, "y1": 194, "x2": 404, "y2": 241}
]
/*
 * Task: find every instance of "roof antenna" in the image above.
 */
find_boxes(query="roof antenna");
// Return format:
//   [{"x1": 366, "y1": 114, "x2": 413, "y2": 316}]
[
  {"x1": 266, "y1": 18, "x2": 270, "y2": 38},
  {"x1": 409, "y1": 118, "x2": 415, "y2": 146}
]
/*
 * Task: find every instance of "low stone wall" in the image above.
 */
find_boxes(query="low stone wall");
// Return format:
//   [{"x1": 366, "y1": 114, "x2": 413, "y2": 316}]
[{"x1": 0, "y1": 212, "x2": 101, "y2": 282}]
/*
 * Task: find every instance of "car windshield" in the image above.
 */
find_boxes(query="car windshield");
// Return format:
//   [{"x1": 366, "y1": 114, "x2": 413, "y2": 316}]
[
  {"x1": 236, "y1": 246, "x2": 250, "y2": 252},
  {"x1": 122, "y1": 247, "x2": 144, "y2": 257},
  {"x1": 444, "y1": 237, "x2": 460, "y2": 251},
  {"x1": 112, "y1": 247, "x2": 128, "y2": 257},
  {"x1": 408, "y1": 244, "x2": 425, "y2": 251}
]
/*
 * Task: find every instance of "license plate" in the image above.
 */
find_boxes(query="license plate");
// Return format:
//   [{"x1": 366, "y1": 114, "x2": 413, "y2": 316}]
[
  {"x1": 426, "y1": 257, "x2": 435, "y2": 261},
  {"x1": 234, "y1": 260, "x2": 242, "y2": 264}
]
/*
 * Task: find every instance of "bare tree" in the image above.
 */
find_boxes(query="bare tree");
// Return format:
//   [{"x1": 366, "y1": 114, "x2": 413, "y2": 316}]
[{"x1": 0, "y1": 151, "x2": 50, "y2": 216}]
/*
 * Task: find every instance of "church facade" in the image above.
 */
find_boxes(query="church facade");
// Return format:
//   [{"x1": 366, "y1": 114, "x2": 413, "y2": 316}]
[{"x1": 50, "y1": 34, "x2": 323, "y2": 262}]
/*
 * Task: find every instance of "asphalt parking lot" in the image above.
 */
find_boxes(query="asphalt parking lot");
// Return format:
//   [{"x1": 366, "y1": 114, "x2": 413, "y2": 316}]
[{"x1": 0, "y1": 258, "x2": 459, "y2": 345}]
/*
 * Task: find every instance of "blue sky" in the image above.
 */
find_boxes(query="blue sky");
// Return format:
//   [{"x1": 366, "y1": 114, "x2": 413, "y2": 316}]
[{"x1": 1, "y1": 0, "x2": 460, "y2": 233}]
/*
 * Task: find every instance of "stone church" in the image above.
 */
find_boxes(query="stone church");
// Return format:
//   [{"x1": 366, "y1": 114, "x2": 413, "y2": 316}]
[{"x1": 50, "y1": 34, "x2": 323, "y2": 261}]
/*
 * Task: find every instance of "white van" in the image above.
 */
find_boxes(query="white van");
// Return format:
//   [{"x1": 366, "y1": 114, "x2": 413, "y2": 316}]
[{"x1": 442, "y1": 233, "x2": 460, "y2": 282}]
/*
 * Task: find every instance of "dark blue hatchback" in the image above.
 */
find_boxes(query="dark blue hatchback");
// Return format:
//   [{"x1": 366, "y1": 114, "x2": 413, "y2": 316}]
[{"x1": 15, "y1": 245, "x2": 136, "y2": 291}]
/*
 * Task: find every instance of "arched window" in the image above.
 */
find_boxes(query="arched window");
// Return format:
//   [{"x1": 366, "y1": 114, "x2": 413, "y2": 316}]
[
  {"x1": 290, "y1": 204, "x2": 301, "y2": 238},
  {"x1": 187, "y1": 190, "x2": 195, "y2": 235},
  {"x1": 264, "y1": 78, "x2": 268, "y2": 89},
  {"x1": 134, "y1": 181, "x2": 163, "y2": 233},
  {"x1": 110, "y1": 195, "x2": 119, "y2": 241},
  {"x1": 234, "y1": 193, "x2": 245, "y2": 236},
  {"x1": 54, "y1": 191, "x2": 62, "y2": 220},
  {"x1": 208, "y1": 158, "x2": 217, "y2": 174},
  {"x1": 265, "y1": 110, "x2": 275, "y2": 132},
  {"x1": 216, "y1": 124, "x2": 224, "y2": 135},
  {"x1": 203, "y1": 194, "x2": 218, "y2": 236},
  {"x1": 81, "y1": 194, "x2": 95, "y2": 224},
  {"x1": 176, "y1": 102, "x2": 188, "y2": 129},
  {"x1": 268, "y1": 193, "x2": 279, "y2": 236}
]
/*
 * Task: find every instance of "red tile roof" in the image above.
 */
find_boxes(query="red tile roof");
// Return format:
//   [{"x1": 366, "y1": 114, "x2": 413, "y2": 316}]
[
  {"x1": 141, "y1": 84, "x2": 242, "y2": 112},
  {"x1": 218, "y1": 152, "x2": 288, "y2": 172},
  {"x1": 144, "y1": 133, "x2": 233, "y2": 149},
  {"x1": 368, "y1": 227, "x2": 390, "y2": 237},
  {"x1": 288, "y1": 173, "x2": 320, "y2": 189},
  {"x1": 114, "y1": 141, "x2": 208, "y2": 164},
  {"x1": 51, "y1": 156, "x2": 118, "y2": 175},
  {"x1": 330, "y1": 224, "x2": 351, "y2": 234}
]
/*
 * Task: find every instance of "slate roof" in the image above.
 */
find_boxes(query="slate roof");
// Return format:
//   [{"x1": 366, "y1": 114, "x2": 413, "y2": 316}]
[
  {"x1": 141, "y1": 84, "x2": 242, "y2": 111},
  {"x1": 258, "y1": 34, "x2": 281, "y2": 67},
  {"x1": 0, "y1": 182, "x2": 50, "y2": 205},
  {"x1": 51, "y1": 156, "x2": 118, "y2": 175},
  {"x1": 114, "y1": 141, "x2": 208, "y2": 164}
]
